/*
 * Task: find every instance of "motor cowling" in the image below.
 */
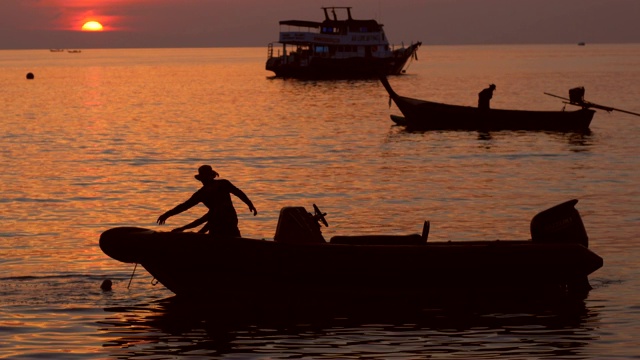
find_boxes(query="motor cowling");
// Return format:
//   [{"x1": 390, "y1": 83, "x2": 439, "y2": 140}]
[
  {"x1": 569, "y1": 87, "x2": 586, "y2": 104},
  {"x1": 274, "y1": 207, "x2": 326, "y2": 244},
  {"x1": 530, "y1": 199, "x2": 588, "y2": 247}
]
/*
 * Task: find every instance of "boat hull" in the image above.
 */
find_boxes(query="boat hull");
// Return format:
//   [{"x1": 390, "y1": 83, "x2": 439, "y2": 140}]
[
  {"x1": 267, "y1": 43, "x2": 421, "y2": 79},
  {"x1": 381, "y1": 77, "x2": 595, "y2": 131},
  {"x1": 268, "y1": 57, "x2": 404, "y2": 79},
  {"x1": 100, "y1": 228, "x2": 603, "y2": 298}
]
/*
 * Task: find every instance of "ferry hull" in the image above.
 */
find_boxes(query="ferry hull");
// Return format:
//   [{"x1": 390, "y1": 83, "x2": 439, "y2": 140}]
[{"x1": 267, "y1": 46, "x2": 419, "y2": 79}]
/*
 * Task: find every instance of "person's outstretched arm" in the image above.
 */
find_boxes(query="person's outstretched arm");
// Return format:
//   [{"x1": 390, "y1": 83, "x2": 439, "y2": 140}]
[
  {"x1": 197, "y1": 222, "x2": 211, "y2": 234},
  {"x1": 229, "y1": 183, "x2": 257, "y2": 216},
  {"x1": 157, "y1": 191, "x2": 201, "y2": 224}
]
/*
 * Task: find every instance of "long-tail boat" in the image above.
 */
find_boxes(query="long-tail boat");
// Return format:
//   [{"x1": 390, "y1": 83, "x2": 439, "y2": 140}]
[{"x1": 381, "y1": 76, "x2": 595, "y2": 132}]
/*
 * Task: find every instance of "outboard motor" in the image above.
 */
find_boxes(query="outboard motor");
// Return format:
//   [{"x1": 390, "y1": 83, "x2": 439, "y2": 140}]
[
  {"x1": 569, "y1": 87, "x2": 585, "y2": 105},
  {"x1": 274, "y1": 207, "x2": 326, "y2": 244},
  {"x1": 530, "y1": 199, "x2": 588, "y2": 247}
]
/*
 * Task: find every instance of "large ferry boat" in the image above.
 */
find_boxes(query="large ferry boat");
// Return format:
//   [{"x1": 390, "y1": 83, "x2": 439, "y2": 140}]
[{"x1": 266, "y1": 7, "x2": 421, "y2": 79}]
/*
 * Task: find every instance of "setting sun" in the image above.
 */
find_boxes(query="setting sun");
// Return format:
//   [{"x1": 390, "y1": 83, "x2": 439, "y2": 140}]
[{"x1": 81, "y1": 21, "x2": 103, "y2": 31}]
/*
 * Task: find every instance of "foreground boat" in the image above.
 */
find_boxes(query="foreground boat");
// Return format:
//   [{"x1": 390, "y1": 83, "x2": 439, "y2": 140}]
[
  {"x1": 100, "y1": 200, "x2": 603, "y2": 299},
  {"x1": 266, "y1": 7, "x2": 421, "y2": 79},
  {"x1": 380, "y1": 76, "x2": 596, "y2": 131}
]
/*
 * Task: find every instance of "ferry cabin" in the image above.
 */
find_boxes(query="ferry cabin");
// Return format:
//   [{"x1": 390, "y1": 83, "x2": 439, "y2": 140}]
[{"x1": 267, "y1": 7, "x2": 396, "y2": 64}]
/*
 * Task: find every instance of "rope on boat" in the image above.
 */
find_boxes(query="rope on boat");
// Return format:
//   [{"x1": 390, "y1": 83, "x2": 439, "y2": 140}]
[
  {"x1": 127, "y1": 263, "x2": 137, "y2": 289},
  {"x1": 402, "y1": 45, "x2": 419, "y2": 73},
  {"x1": 126, "y1": 263, "x2": 159, "y2": 288},
  {"x1": 402, "y1": 54, "x2": 414, "y2": 73}
]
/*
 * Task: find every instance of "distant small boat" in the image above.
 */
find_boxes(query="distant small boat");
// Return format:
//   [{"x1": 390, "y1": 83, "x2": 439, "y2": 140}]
[
  {"x1": 380, "y1": 76, "x2": 595, "y2": 132},
  {"x1": 67, "y1": 49, "x2": 82, "y2": 53},
  {"x1": 266, "y1": 7, "x2": 421, "y2": 79},
  {"x1": 49, "y1": 49, "x2": 65, "y2": 52},
  {"x1": 578, "y1": 42, "x2": 586, "y2": 46}
]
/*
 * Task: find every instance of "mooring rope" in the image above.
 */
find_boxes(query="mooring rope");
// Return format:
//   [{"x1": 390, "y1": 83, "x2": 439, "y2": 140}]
[{"x1": 127, "y1": 263, "x2": 137, "y2": 289}]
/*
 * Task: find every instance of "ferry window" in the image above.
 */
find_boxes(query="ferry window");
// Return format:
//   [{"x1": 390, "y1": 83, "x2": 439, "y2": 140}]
[
  {"x1": 322, "y1": 27, "x2": 340, "y2": 34},
  {"x1": 315, "y1": 46, "x2": 329, "y2": 53}
]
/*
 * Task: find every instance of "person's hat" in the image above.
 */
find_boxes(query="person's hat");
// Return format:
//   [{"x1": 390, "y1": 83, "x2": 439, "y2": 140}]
[{"x1": 195, "y1": 165, "x2": 219, "y2": 180}]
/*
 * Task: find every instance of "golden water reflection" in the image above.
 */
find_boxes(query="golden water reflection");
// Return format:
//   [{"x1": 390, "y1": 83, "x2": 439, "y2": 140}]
[{"x1": 98, "y1": 294, "x2": 599, "y2": 359}]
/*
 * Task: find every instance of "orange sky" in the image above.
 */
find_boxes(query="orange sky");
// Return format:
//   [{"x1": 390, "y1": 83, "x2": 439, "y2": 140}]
[
  {"x1": 1, "y1": 0, "x2": 639, "y2": 49},
  {"x1": 17, "y1": 0, "x2": 148, "y2": 31}
]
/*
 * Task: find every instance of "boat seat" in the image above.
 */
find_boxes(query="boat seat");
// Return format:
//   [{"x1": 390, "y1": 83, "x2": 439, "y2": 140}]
[{"x1": 329, "y1": 234, "x2": 425, "y2": 245}]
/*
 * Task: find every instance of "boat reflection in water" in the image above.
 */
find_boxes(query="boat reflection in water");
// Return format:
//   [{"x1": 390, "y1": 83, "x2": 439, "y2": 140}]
[{"x1": 100, "y1": 289, "x2": 599, "y2": 359}]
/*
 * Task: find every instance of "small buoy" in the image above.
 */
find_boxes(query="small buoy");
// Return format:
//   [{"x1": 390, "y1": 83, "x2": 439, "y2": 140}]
[
  {"x1": 100, "y1": 279, "x2": 113, "y2": 291},
  {"x1": 26, "y1": 72, "x2": 34, "y2": 80}
]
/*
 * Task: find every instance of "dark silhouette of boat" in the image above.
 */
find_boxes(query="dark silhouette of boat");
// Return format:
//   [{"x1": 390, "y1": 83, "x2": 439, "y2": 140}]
[
  {"x1": 380, "y1": 76, "x2": 596, "y2": 132},
  {"x1": 266, "y1": 7, "x2": 421, "y2": 79},
  {"x1": 100, "y1": 200, "x2": 603, "y2": 299}
]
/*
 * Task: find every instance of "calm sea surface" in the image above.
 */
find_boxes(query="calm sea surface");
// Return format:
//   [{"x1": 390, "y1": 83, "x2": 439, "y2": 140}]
[{"x1": 1, "y1": 45, "x2": 639, "y2": 359}]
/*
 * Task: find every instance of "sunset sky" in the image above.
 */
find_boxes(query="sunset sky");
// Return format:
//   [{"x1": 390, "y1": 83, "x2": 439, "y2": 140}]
[{"x1": 1, "y1": 0, "x2": 639, "y2": 49}]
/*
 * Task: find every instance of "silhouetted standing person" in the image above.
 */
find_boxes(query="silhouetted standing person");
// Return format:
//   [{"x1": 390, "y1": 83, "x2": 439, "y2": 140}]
[
  {"x1": 478, "y1": 84, "x2": 496, "y2": 109},
  {"x1": 157, "y1": 165, "x2": 257, "y2": 238}
]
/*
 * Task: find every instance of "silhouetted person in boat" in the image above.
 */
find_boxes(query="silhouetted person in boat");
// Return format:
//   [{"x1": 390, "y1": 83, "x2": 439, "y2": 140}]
[
  {"x1": 157, "y1": 165, "x2": 257, "y2": 238},
  {"x1": 478, "y1": 84, "x2": 496, "y2": 109}
]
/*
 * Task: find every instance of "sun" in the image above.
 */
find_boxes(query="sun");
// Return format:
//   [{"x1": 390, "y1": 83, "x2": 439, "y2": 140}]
[{"x1": 81, "y1": 21, "x2": 104, "y2": 31}]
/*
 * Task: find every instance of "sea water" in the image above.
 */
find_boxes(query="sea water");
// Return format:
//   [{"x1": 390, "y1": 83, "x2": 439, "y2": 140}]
[{"x1": 1, "y1": 45, "x2": 639, "y2": 359}]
